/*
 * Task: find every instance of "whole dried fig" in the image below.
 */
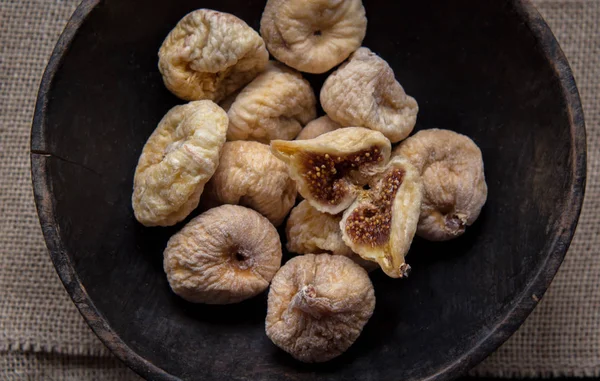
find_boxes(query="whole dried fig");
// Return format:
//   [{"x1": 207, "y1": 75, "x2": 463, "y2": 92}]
[
  {"x1": 321, "y1": 47, "x2": 418, "y2": 143},
  {"x1": 266, "y1": 254, "x2": 375, "y2": 362},
  {"x1": 271, "y1": 127, "x2": 391, "y2": 214},
  {"x1": 393, "y1": 129, "x2": 487, "y2": 241},
  {"x1": 204, "y1": 141, "x2": 297, "y2": 226},
  {"x1": 340, "y1": 156, "x2": 422, "y2": 278},
  {"x1": 226, "y1": 62, "x2": 317, "y2": 143},
  {"x1": 296, "y1": 116, "x2": 342, "y2": 140},
  {"x1": 132, "y1": 101, "x2": 228, "y2": 227},
  {"x1": 158, "y1": 9, "x2": 269, "y2": 102},
  {"x1": 164, "y1": 205, "x2": 282, "y2": 304},
  {"x1": 260, "y1": 0, "x2": 367, "y2": 74},
  {"x1": 286, "y1": 200, "x2": 376, "y2": 270}
]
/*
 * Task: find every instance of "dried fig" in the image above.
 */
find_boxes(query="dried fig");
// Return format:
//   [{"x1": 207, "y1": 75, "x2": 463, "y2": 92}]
[
  {"x1": 158, "y1": 9, "x2": 269, "y2": 102},
  {"x1": 320, "y1": 47, "x2": 418, "y2": 143},
  {"x1": 204, "y1": 141, "x2": 297, "y2": 226},
  {"x1": 340, "y1": 156, "x2": 422, "y2": 278},
  {"x1": 226, "y1": 62, "x2": 317, "y2": 143},
  {"x1": 260, "y1": 0, "x2": 367, "y2": 74},
  {"x1": 266, "y1": 254, "x2": 375, "y2": 362},
  {"x1": 164, "y1": 205, "x2": 282, "y2": 304},
  {"x1": 271, "y1": 127, "x2": 391, "y2": 214},
  {"x1": 393, "y1": 129, "x2": 487, "y2": 241},
  {"x1": 286, "y1": 200, "x2": 376, "y2": 270},
  {"x1": 296, "y1": 116, "x2": 342, "y2": 140},
  {"x1": 132, "y1": 101, "x2": 228, "y2": 227}
]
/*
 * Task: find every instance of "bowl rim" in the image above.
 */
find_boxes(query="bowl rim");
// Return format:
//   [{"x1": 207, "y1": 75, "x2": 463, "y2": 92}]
[{"x1": 30, "y1": 0, "x2": 587, "y2": 380}]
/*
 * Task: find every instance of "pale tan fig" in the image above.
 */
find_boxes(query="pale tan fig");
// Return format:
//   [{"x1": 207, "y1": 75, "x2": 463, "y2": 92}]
[
  {"x1": 158, "y1": 9, "x2": 268, "y2": 102},
  {"x1": 204, "y1": 141, "x2": 297, "y2": 226},
  {"x1": 260, "y1": 0, "x2": 367, "y2": 74},
  {"x1": 164, "y1": 205, "x2": 282, "y2": 304},
  {"x1": 393, "y1": 129, "x2": 487, "y2": 241},
  {"x1": 132, "y1": 101, "x2": 228, "y2": 227},
  {"x1": 321, "y1": 47, "x2": 418, "y2": 143},
  {"x1": 340, "y1": 156, "x2": 422, "y2": 278},
  {"x1": 286, "y1": 200, "x2": 376, "y2": 270},
  {"x1": 266, "y1": 254, "x2": 375, "y2": 362},
  {"x1": 270, "y1": 127, "x2": 391, "y2": 214},
  {"x1": 296, "y1": 116, "x2": 342, "y2": 140},
  {"x1": 226, "y1": 62, "x2": 317, "y2": 143}
]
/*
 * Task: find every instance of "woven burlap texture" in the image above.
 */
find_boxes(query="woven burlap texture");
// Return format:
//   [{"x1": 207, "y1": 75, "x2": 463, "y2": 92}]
[
  {"x1": 0, "y1": 0, "x2": 598, "y2": 379},
  {"x1": 1, "y1": 352, "x2": 137, "y2": 381}
]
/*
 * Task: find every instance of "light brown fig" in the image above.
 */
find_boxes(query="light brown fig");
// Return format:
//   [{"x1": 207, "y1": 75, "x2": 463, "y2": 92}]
[
  {"x1": 270, "y1": 127, "x2": 391, "y2": 214},
  {"x1": 158, "y1": 9, "x2": 268, "y2": 102},
  {"x1": 320, "y1": 47, "x2": 418, "y2": 143},
  {"x1": 260, "y1": 0, "x2": 367, "y2": 74},
  {"x1": 226, "y1": 62, "x2": 317, "y2": 143},
  {"x1": 204, "y1": 141, "x2": 297, "y2": 226},
  {"x1": 266, "y1": 254, "x2": 375, "y2": 362},
  {"x1": 164, "y1": 205, "x2": 282, "y2": 304},
  {"x1": 296, "y1": 116, "x2": 342, "y2": 140},
  {"x1": 393, "y1": 129, "x2": 487, "y2": 241},
  {"x1": 286, "y1": 200, "x2": 377, "y2": 270},
  {"x1": 132, "y1": 100, "x2": 228, "y2": 227},
  {"x1": 340, "y1": 156, "x2": 423, "y2": 278}
]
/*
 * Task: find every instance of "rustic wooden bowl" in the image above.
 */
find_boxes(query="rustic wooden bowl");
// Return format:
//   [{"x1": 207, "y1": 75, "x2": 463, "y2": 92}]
[{"x1": 31, "y1": 0, "x2": 586, "y2": 380}]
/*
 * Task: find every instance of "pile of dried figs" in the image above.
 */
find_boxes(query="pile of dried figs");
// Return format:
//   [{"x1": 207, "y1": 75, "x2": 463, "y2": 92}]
[{"x1": 132, "y1": 0, "x2": 488, "y2": 363}]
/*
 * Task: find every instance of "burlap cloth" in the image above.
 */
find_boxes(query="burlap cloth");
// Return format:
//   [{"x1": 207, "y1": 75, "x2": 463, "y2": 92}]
[{"x1": 1, "y1": 0, "x2": 598, "y2": 379}]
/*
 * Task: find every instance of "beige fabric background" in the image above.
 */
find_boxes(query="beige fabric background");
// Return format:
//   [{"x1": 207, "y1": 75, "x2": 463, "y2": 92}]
[{"x1": 0, "y1": 0, "x2": 598, "y2": 379}]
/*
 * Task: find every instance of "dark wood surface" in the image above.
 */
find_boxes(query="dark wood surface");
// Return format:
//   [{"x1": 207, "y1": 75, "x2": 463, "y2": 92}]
[
  {"x1": 30, "y1": 0, "x2": 586, "y2": 380},
  {"x1": 459, "y1": 379, "x2": 595, "y2": 381}
]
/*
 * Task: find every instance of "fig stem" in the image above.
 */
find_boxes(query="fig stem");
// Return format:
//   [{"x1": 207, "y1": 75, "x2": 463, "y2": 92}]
[
  {"x1": 444, "y1": 213, "x2": 467, "y2": 236},
  {"x1": 399, "y1": 263, "x2": 411, "y2": 278},
  {"x1": 290, "y1": 285, "x2": 333, "y2": 319}
]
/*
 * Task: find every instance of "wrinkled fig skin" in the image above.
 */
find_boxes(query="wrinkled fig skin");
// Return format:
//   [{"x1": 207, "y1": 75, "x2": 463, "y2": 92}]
[
  {"x1": 204, "y1": 141, "x2": 297, "y2": 226},
  {"x1": 226, "y1": 62, "x2": 317, "y2": 143},
  {"x1": 296, "y1": 116, "x2": 343, "y2": 140},
  {"x1": 394, "y1": 129, "x2": 488, "y2": 241},
  {"x1": 266, "y1": 254, "x2": 375, "y2": 362},
  {"x1": 321, "y1": 47, "x2": 419, "y2": 143},
  {"x1": 286, "y1": 200, "x2": 378, "y2": 270},
  {"x1": 164, "y1": 205, "x2": 282, "y2": 304},
  {"x1": 260, "y1": 0, "x2": 367, "y2": 74},
  {"x1": 341, "y1": 156, "x2": 423, "y2": 278},
  {"x1": 132, "y1": 101, "x2": 228, "y2": 227},
  {"x1": 158, "y1": 9, "x2": 269, "y2": 102},
  {"x1": 270, "y1": 127, "x2": 391, "y2": 215}
]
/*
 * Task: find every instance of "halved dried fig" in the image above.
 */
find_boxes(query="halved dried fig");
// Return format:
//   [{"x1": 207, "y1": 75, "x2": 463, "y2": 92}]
[
  {"x1": 164, "y1": 205, "x2": 282, "y2": 304},
  {"x1": 296, "y1": 116, "x2": 342, "y2": 140},
  {"x1": 340, "y1": 156, "x2": 422, "y2": 278},
  {"x1": 226, "y1": 62, "x2": 317, "y2": 143},
  {"x1": 266, "y1": 254, "x2": 375, "y2": 362},
  {"x1": 260, "y1": 0, "x2": 367, "y2": 74},
  {"x1": 158, "y1": 9, "x2": 269, "y2": 102},
  {"x1": 204, "y1": 141, "x2": 297, "y2": 226},
  {"x1": 132, "y1": 100, "x2": 228, "y2": 227},
  {"x1": 286, "y1": 200, "x2": 376, "y2": 270},
  {"x1": 320, "y1": 47, "x2": 418, "y2": 143},
  {"x1": 270, "y1": 127, "x2": 391, "y2": 214},
  {"x1": 393, "y1": 129, "x2": 487, "y2": 241}
]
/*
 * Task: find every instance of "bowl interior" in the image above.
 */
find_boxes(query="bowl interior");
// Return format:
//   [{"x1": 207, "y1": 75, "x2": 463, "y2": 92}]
[{"x1": 32, "y1": 0, "x2": 584, "y2": 380}]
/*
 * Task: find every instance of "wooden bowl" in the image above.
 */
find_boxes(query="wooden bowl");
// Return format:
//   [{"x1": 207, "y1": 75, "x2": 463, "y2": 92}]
[{"x1": 31, "y1": 0, "x2": 586, "y2": 380}]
